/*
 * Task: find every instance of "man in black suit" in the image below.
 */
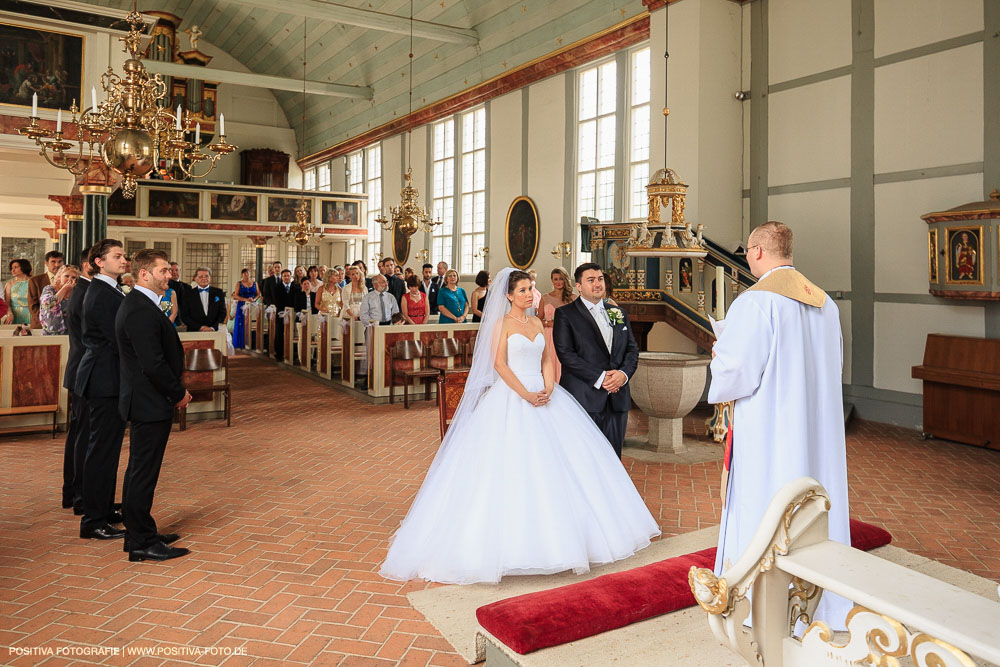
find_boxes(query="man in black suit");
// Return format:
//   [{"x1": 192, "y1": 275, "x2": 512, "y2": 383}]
[
  {"x1": 553, "y1": 263, "x2": 639, "y2": 459},
  {"x1": 116, "y1": 249, "x2": 192, "y2": 562},
  {"x1": 380, "y1": 258, "x2": 406, "y2": 305},
  {"x1": 61, "y1": 247, "x2": 93, "y2": 513},
  {"x1": 428, "y1": 261, "x2": 448, "y2": 313},
  {"x1": 181, "y1": 267, "x2": 227, "y2": 331},
  {"x1": 418, "y1": 263, "x2": 439, "y2": 314},
  {"x1": 294, "y1": 277, "x2": 320, "y2": 314},
  {"x1": 261, "y1": 261, "x2": 283, "y2": 306},
  {"x1": 75, "y1": 239, "x2": 129, "y2": 539},
  {"x1": 272, "y1": 269, "x2": 299, "y2": 361},
  {"x1": 167, "y1": 262, "x2": 187, "y2": 327}
]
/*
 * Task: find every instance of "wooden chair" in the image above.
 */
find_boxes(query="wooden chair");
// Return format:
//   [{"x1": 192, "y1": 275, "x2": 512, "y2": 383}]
[
  {"x1": 389, "y1": 340, "x2": 439, "y2": 408},
  {"x1": 429, "y1": 337, "x2": 470, "y2": 374},
  {"x1": 177, "y1": 348, "x2": 231, "y2": 430},
  {"x1": 465, "y1": 335, "x2": 477, "y2": 366},
  {"x1": 437, "y1": 371, "x2": 469, "y2": 437}
]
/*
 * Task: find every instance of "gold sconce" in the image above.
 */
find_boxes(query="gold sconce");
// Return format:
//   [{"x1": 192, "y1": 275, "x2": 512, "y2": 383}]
[
  {"x1": 551, "y1": 242, "x2": 571, "y2": 259},
  {"x1": 474, "y1": 246, "x2": 490, "y2": 260},
  {"x1": 416, "y1": 248, "x2": 429, "y2": 263}
]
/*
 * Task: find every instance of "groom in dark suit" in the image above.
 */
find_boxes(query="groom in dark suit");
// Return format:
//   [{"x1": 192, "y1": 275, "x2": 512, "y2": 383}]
[
  {"x1": 553, "y1": 263, "x2": 639, "y2": 458},
  {"x1": 116, "y1": 248, "x2": 192, "y2": 562}
]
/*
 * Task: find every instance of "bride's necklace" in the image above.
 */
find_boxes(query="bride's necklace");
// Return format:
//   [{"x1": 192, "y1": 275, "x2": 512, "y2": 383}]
[{"x1": 506, "y1": 312, "x2": 528, "y2": 324}]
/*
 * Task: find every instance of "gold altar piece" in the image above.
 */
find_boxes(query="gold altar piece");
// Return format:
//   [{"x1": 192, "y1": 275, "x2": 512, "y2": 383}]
[{"x1": 625, "y1": 168, "x2": 708, "y2": 259}]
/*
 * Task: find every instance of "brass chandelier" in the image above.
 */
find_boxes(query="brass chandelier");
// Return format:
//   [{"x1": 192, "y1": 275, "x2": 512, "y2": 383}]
[
  {"x1": 19, "y1": 5, "x2": 236, "y2": 198},
  {"x1": 376, "y1": 0, "x2": 440, "y2": 239}
]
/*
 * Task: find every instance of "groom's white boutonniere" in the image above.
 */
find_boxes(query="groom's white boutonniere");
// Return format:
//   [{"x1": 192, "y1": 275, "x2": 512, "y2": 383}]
[{"x1": 606, "y1": 305, "x2": 625, "y2": 326}]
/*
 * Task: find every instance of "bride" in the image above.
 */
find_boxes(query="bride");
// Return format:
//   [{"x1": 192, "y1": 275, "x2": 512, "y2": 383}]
[{"x1": 380, "y1": 268, "x2": 660, "y2": 584}]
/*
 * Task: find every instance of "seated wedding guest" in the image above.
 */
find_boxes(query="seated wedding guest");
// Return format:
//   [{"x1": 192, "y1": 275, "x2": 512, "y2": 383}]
[
  {"x1": 470, "y1": 270, "x2": 489, "y2": 323},
  {"x1": 119, "y1": 272, "x2": 135, "y2": 293},
  {"x1": 181, "y1": 267, "x2": 227, "y2": 331},
  {"x1": 359, "y1": 274, "x2": 399, "y2": 326},
  {"x1": 401, "y1": 275, "x2": 429, "y2": 324},
  {"x1": 272, "y1": 269, "x2": 298, "y2": 361},
  {"x1": 295, "y1": 277, "x2": 320, "y2": 314},
  {"x1": 28, "y1": 250, "x2": 64, "y2": 328},
  {"x1": 341, "y1": 265, "x2": 368, "y2": 320},
  {"x1": 317, "y1": 269, "x2": 342, "y2": 316},
  {"x1": 437, "y1": 269, "x2": 468, "y2": 324},
  {"x1": 232, "y1": 268, "x2": 259, "y2": 345},
  {"x1": 39, "y1": 265, "x2": 79, "y2": 335},
  {"x1": 307, "y1": 265, "x2": 323, "y2": 291},
  {"x1": 3, "y1": 258, "x2": 32, "y2": 325},
  {"x1": 418, "y1": 263, "x2": 439, "y2": 314}
]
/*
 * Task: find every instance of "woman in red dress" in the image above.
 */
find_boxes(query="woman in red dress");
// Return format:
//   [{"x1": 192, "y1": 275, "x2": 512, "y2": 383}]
[{"x1": 401, "y1": 275, "x2": 429, "y2": 324}]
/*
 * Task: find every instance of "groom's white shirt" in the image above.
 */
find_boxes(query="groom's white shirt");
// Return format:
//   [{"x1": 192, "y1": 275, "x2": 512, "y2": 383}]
[{"x1": 581, "y1": 298, "x2": 628, "y2": 390}]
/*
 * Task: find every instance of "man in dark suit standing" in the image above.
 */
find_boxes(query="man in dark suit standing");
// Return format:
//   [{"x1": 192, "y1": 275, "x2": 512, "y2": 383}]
[
  {"x1": 75, "y1": 239, "x2": 128, "y2": 539},
  {"x1": 167, "y1": 262, "x2": 187, "y2": 328},
  {"x1": 272, "y1": 269, "x2": 299, "y2": 361},
  {"x1": 428, "y1": 261, "x2": 448, "y2": 314},
  {"x1": 27, "y1": 250, "x2": 65, "y2": 328},
  {"x1": 116, "y1": 249, "x2": 192, "y2": 562},
  {"x1": 261, "y1": 261, "x2": 283, "y2": 306},
  {"x1": 61, "y1": 247, "x2": 93, "y2": 513},
  {"x1": 553, "y1": 263, "x2": 639, "y2": 459},
  {"x1": 381, "y1": 257, "x2": 406, "y2": 305},
  {"x1": 418, "y1": 263, "x2": 439, "y2": 314},
  {"x1": 181, "y1": 267, "x2": 227, "y2": 331}
]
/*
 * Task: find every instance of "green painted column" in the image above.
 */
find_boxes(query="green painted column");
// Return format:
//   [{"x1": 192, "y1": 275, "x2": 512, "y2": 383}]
[
  {"x1": 81, "y1": 185, "x2": 111, "y2": 247},
  {"x1": 65, "y1": 215, "x2": 83, "y2": 266}
]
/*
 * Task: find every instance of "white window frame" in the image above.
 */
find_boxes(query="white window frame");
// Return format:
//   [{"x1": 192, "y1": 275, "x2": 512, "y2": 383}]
[
  {"x1": 304, "y1": 167, "x2": 317, "y2": 191},
  {"x1": 364, "y1": 143, "x2": 382, "y2": 263},
  {"x1": 431, "y1": 118, "x2": 455, "y2": 270},
  {"x1": 317, "y1": 162, "x2": 331, "y2": 192},
  {"x1": 459, "y1": 106, "x2": 486, "y2": 275},
  {"x1": 627, "y1": 46, "x2": 651, "y2": 222}
]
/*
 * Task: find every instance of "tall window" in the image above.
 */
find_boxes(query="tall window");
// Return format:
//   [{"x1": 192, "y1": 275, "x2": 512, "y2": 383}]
[
  {"x1": 304, "y1": 167, "x2": 317, "y2": 191},
  {"x1": 365, "y1": 143, "x2": 382, "y2": 262},
  {"x1": 431, "y1": 119, "x2": 455, "y2": 268},
  {"x1": 459, "y1": 107, "x2": 486, "y2": 274},
  {"x1": 576, "y1": 59, "x2": 617, "y2": 262},
  {"x1": 317, "y1": 163, "x2": 331, "y2": 191},
  {"x1": 628, "y1": 48, "x2": 651, "y2": 220},
  {"x1": 346, "y1": 150, "x2": 366, "y2": 262}
]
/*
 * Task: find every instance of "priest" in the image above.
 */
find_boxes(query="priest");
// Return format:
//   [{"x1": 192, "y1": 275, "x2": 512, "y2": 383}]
[{"x1": 708, "y1": 220, "x2": 851, "y2": 628}]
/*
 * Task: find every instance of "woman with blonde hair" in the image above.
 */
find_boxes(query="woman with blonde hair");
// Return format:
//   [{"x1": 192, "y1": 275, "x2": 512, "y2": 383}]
[
  {"x1": 317, "y1": 268, "x2": 342, "y2": 316},
  {"x1": 539, "y1": 266, "x2": 577, "y2": 381}
]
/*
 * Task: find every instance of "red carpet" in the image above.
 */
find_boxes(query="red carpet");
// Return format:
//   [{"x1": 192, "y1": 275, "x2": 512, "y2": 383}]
[{"x1": 476, "y1": 519, "x2": 892, "y2": 655}]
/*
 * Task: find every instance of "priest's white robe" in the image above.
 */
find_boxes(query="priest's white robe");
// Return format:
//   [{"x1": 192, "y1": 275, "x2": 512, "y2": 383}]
[{"x1": 709, "y1": 265, "x2": 851, "y2": 629}]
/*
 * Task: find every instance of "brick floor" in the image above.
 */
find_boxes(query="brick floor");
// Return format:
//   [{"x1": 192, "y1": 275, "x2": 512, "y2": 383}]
[{"x1": 1, "y1": 353, "x2": 998, "y2": 665}]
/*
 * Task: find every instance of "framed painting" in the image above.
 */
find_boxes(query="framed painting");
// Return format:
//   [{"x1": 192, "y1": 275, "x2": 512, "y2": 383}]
[
  {"x1": 210, "y1": 193, "x2": 258, "y2": 221},
  {"x1": 321, "y1": 200, "x2": 359, "y2": 227},
  {"x1": 147, "y1": 189, "x2": 200, "y2": 219},
  {"x1": 392, "y1": 224, "x2": 410, "y2": 266},
  {"x1": 678, "y1": 258, "x2": 694, "y2": 293},
  {"x1": 927, "y1": 229, "x2": 938, "y2": 283},
  {"x1": 944, "y1": 225, "x2": 983, "y2": 285},
  {"x1": 268, "y1": 196, "x2": 312, "y2": 223},
  {"x1": 505, "y1": 196, "x2": 539, "y2": 270},
  {"x1": 0, "y1": 22, "x2": 83, "y2": 111},
  {"x1": 107, "y1": 189, "x2": 137, "y2": 217}
]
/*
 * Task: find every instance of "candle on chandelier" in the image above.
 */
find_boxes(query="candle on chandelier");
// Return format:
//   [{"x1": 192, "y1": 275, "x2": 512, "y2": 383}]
[
  {"x1": 195, "y1": 123, "x2": 200, "y2": 144},
  {"x1": 56, "y1": 109, "x2": 62, "y2": 133},
  {"x1": 219, "y1": 113, "x2": 225, "y2": 136},
  {"x1": 91, "y1": 87, "x2": 97, "y2": 113},
  {"x1": 31, "y1": 92, "x2": 37, "y2": 117},
  {"x1": 176, "y1": 105, "x2": 182, "y2": 130}
]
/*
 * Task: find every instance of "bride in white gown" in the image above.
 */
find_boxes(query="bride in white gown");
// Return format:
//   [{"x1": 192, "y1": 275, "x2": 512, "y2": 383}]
[{"x1": 379, "y1": 268, "x2": 660, "y2": 585}]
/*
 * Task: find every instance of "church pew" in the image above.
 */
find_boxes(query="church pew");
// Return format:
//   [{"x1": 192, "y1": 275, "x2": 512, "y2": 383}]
[{"x1": 281, "y1": 307, "x2": 295, "y2": 366}]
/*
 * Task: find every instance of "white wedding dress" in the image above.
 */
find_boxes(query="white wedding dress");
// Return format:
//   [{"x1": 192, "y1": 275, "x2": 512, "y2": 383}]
[{"x1": 380, "y1": 331, "x2": 661, "y2": 584}]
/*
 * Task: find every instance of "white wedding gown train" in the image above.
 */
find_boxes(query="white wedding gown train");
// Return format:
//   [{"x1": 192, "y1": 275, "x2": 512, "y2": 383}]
[{"x1": 380, "y1": 332, "x2": 660, "y2": 584}]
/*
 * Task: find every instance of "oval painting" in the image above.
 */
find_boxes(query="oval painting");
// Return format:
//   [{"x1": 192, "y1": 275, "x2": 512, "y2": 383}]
[
  {"x1": 505, "y1": 196, "x2": 539, "y2": 270},
  {"x1": 393, "y1": 224, "x2": 411, "y2": 266}
]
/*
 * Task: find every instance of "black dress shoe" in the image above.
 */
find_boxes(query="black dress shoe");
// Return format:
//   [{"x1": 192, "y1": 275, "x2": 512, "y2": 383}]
[
  {"x1": 128, "y1": 541, "x2": 190, "y2": 562},
  {"x1": 80, "y1": 524, "x2": 126, "y2": 540},
  {"x1": 112, "y1": 502, "x2": 122, "y2": 512},
  {"x1": 123, "y1": 533, "x2": 181, "y2": 552},
  {"x1": 73, "y1": 505, "x2": 84, "y2": 516},
  {"x1": 62, "y1": 498, "x2": 74, "y2": 509},
  {"x1": 107, "y1": 510, "x2": 124, "y2": 524}
]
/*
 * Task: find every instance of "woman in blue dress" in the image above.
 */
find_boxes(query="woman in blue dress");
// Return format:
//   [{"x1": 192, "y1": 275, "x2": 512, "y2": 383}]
[
  {"x1": 160, "y1": 284, "x2": 179, "y2": 325},
  {"x1": 436, "y1": 268, "x2": 469, "y2": 324},
  {"x1": 231, "y1": 268, "x2": 259, "y2": 347}
]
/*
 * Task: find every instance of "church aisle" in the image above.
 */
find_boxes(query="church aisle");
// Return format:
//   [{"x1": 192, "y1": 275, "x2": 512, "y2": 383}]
[{"x1": 1, "y1": 353, "x2": 998, "y2": 665}]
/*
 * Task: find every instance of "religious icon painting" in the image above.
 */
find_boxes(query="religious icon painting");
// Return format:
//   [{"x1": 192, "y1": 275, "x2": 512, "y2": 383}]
[
  {"x1": 147, "y1": 189, "x2": 200, "y2": 219},
  {"x1": 927, "y1": 229, "x2": 938, "y2": 283},
  {"x1": 0, "y1": 23, "x2": 84, "y2": 111},
  {"x1": 107, "y1": 189, "x2": 137, "y2": 217},
  {"x1": 505, "y1": 196, "x2": 539, "y2": 270},
  {"x1": 678, "y1": 257, "x2": 694, "y2": 293},
  {"x1": 944, "y1": 225, "x2": 983, "y2": 286},
  {"x1": 211, "y1": 193, "x2": 258, "y2": 221},
  {"x1": 267, "y1": 196, "x2": 312, "y2": 223},
  {"x1": 321, "y1": 200, "x2": 359, "y2": 227}
]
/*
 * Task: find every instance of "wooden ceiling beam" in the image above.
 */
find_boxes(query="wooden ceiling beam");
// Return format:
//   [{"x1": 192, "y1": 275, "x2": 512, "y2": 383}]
[
  {"x1": 214, "y1": 0, "x2": 478, "y2": 46},
  {"x1": 142, "y1": 60, "x2": 373, "y2": 100}
]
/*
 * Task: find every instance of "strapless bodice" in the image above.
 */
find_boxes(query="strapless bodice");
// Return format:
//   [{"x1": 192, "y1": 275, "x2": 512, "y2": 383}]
[{"x1": 507, "y1": 332, "x2": 545, "y2": 380}]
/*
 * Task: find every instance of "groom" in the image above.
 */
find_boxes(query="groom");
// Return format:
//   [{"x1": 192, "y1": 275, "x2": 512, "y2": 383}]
[{"x1": 553, "y1": 263, "x2": 639, "y2": 458}]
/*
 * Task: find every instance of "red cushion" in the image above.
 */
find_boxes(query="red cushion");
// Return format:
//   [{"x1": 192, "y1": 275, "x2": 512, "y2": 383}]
[{"x1": 476, "y1": 519, "x2": 891, "y2": 655}]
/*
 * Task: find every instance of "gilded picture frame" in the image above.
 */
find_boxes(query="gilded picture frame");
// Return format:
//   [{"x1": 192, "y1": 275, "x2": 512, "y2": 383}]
[
  {"x1": 147, "y1": 188, "x2": 201, "y2": 219},
  {"x1": 321, "y1": 199, "x2": 360, "y2": 227},
  {"x1": 210, "y1": 193, "x2": 259, "y2": 221},
  {"x1": 944, "y1": 225, "x2": 983, "y2": 286},
  {"x1": 0, "y1": 22, "x2": 84, "y2": 111},
  {"x1": 927, "y1": 228, "x2": 938, "y2": 283},
  {"x1": 505, "y1": 196, "x2": 539, "y2": 270},
  {"x1": 267, "y1": 196, "x2": 312, "y2": 224}
]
